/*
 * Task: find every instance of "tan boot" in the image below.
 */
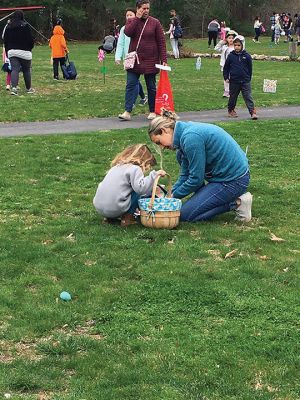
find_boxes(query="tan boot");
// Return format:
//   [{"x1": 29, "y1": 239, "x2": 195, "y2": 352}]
[
  {"x1": 120, "y1": 213, "x2": 137, "y2": 227},
  {"x1": 251, "y1": 109, "x2": 258, "y2": 120},
  {"x1": 228, "y1": 110, "x2": 238, "y2": 118}
]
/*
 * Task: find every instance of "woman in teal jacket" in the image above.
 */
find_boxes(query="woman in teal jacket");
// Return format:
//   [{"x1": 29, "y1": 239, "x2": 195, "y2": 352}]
[
  {"x1": 115, "y1": 8, "x2": 147, "y2": 119},
  {"x1": 148, "y1": 111, "x2": 253, "y2": 222}
]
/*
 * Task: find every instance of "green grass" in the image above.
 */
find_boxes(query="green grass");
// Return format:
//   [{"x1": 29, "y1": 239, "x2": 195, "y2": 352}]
[
  {"x1": 0, "y1": 119, "x2": 299, "y2": 399},
  {"x1": 0, "y1": 40, "x2": 299, "y2": 123},
  {"x1": 183, "y1": 36, "x2": 295, "y2": 56}
]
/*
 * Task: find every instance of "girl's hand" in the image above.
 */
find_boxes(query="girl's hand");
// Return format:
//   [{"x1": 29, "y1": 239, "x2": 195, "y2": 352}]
[
  {"x1": 157, "y1": 169, "x2": 167, "y2": 177},
  {"x1": 115, "y1": 60, "x2": 121, "y2": 65}
]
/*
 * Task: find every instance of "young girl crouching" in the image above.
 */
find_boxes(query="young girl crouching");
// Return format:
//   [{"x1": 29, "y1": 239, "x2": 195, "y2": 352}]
[{"x1": 93, "y1": 144, "x2": 166, "y2": 226}]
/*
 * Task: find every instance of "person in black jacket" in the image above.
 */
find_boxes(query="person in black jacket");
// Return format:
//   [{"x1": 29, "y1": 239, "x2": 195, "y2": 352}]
[
  {"x1": 223, "y1": 35, "x2": 257, "y2": 120},
  {"x1": 3, "y1": 10, "x2": 35, "y2": 95}
]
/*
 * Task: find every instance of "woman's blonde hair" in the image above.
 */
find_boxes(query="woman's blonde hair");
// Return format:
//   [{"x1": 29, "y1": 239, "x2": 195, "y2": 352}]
[
  {"x1": 111, "y1": 144, "x2": 157, "y2": 172},
  {"x1": 148, "y1": 109, "x2": 177, "y2": 138}
]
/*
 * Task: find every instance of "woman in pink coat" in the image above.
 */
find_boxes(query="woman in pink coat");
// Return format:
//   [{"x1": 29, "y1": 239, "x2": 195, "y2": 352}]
[{"x1": 118, "y1": 0, "x2": 167, "y2": 121}]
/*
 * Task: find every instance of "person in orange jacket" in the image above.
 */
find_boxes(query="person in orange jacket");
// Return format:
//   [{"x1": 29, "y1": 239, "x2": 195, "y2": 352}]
[{"x1": 49, "y1": 19, "x2": 68, "y2": 80}]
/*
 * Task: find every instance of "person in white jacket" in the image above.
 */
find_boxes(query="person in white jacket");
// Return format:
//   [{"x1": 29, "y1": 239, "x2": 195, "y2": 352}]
[{"x1": 215, "y1": 30, "x2": 237, "y2": 97}]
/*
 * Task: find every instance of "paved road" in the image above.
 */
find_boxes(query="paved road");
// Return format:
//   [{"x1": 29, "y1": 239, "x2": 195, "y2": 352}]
[{"x1": 0, "y1": 105, "x2": 300, "y2": 137}]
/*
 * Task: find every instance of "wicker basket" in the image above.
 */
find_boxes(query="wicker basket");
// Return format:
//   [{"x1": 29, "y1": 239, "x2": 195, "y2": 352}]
[{"x1": 138, "y1": 174, "x2": 181, "y2": 229}]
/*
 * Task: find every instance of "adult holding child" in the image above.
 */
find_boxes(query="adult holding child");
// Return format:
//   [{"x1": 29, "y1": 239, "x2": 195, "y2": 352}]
[
  {"x1": 118, "y1": 0, "x2": 167, "y2": 122},
  {"x1": 3, "y1": 10, "x2": 35, "y2": 96},
  {"x1": 148, "y1": 110, "x2": 253, "y2": 223}
]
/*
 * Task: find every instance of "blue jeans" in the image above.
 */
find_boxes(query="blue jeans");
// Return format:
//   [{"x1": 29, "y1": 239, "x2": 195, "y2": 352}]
[
  {"x1": 127, "y1": 191, "x2": 140, "y2": 214},
  {"x1": 180, "y1": 171, "x2": 250, "y2": 222},
  {"x1": 125, "y1": 71, "x2": 156, "y2": 112},
  {"x1": 138, "y1": 81, "x2": 145, "y2": 99},
  {"x1": 254, "y1": 28, "x2": 261, "y2": 41}
]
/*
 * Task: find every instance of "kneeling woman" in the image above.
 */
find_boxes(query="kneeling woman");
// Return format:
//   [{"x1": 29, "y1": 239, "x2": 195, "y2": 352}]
[{"x1": 148, "y1": 111, "x2": 253, "y2": 222}]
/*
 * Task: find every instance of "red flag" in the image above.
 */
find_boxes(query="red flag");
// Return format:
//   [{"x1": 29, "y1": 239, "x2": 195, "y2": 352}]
[{"x1": 155, "y1": 70, "x2": 175, "y2": 115}]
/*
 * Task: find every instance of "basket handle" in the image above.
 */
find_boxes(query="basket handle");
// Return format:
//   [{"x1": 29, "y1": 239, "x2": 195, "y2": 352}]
[{"x1": 149, "y1": 173, "x2": 172, "y2": 209}]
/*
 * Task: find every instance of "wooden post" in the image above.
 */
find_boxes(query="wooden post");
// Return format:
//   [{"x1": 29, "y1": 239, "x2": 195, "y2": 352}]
[{"x1": 289, "y1": 42, "x2": 298, "y2": 60}]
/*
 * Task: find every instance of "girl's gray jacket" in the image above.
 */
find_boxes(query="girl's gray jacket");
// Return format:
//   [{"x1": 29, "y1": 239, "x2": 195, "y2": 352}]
[{"x1": 93, "y1": 164, "x2": 158, "y2": 218}]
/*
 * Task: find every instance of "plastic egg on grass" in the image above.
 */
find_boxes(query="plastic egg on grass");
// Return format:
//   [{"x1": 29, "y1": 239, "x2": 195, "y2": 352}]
[{"x1": 59, "y1": 291, "x2": 72, "y2": 301}]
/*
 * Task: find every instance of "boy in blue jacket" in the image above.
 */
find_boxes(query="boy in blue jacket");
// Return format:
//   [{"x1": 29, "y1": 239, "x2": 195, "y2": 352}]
[{"x1": 223, "y1": 35, "x2": 257, "y2": 120}]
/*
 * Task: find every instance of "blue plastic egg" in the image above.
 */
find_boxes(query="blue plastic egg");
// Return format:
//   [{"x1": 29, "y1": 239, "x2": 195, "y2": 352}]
[{"x1": 60, "y1": 291, "x2": 72, "y2": 301}]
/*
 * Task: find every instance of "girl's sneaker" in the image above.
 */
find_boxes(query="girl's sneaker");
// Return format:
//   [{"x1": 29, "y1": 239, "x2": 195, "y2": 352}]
[
  {"x1": 139, "y1": 95, "x2": 148, "y2": 106},
  {"x1": 10, "y1": 87, "x2": 18, "y2": 96},
  {"x1": 6, "y1": 84, "x2": 11, "y2": 90},
  {"x1": 26, "y1": 88, "x2": 36, "y2": 94}
]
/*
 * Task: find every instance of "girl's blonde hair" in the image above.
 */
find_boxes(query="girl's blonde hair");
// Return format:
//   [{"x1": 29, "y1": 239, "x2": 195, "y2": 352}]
[
  {"x1": 111, "y1": 144, "x2": 157, "y2": 172},
  {"x1": 148, "y1": 109, "x2": 178, "y2": 138}
]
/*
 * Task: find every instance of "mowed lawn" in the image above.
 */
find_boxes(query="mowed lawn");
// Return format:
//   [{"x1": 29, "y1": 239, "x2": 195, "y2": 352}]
[
  {"x1": 183, "y1": 35, "x2": 296, "y2": 56},
  {"x1": 0, "y1": 40, "x2": 299, "y2": 122},
  {"x1": 0, "y1": 119, "x2": 299, "y2": 399}
]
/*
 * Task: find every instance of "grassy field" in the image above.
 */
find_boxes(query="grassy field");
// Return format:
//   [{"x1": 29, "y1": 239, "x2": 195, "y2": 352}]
[
  {"x1": 0, "y1": 40, "x2": 299, "y2": 123},
  {"x1": 0, "y1": 119, "x2": 299, "y2": 399},
  {"x1": 183, "y1": 36, "x2": 296, "y2": 56}
]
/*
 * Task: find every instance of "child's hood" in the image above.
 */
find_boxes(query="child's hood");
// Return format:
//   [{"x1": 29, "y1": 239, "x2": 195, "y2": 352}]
[
  {"x1": 233, "y1": 34, "x2": 245, "y2": 50},
  {"x1": 53, "y1": 25, "x2": 65, "y2": 35}
]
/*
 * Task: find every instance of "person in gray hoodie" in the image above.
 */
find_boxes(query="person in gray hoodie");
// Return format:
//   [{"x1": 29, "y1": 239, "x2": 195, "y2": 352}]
[{"x1": 93, "y1": 144, "x2": 166, "y2": 226}]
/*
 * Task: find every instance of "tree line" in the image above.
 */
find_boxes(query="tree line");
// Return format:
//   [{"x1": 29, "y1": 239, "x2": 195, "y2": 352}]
[{"x1": 0, "y1": 0, "x2": 298, "y2": 41}]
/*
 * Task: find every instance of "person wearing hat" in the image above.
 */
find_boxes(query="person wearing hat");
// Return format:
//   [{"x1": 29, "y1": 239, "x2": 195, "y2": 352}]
[
  {"x1": 215, "y1": 29, "x2": 237, "y2": 97},
  {"x1": 223, "y1": 35, "x2": 257, "y2": 120}
]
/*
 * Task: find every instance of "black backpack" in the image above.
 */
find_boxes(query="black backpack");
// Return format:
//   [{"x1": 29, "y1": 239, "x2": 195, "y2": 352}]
[{"x1": 173, "y1": 24, "x2": 183, "y2": 39}]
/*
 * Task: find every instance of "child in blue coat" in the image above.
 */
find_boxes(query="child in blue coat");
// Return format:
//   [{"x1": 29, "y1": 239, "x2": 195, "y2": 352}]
[{"x1": 223, "y1": 35, "x2": 257, "y2": 120}]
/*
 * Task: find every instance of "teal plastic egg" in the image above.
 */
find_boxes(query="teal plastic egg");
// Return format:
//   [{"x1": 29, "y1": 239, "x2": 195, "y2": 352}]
[{"x1": 60, "y1": 291, "x2": 72, "y2": 301}]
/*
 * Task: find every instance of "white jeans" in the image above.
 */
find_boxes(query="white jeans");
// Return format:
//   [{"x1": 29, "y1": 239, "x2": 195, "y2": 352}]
[{"x1": 170, "y1": 38, "x2": 179, "y2": 59}]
